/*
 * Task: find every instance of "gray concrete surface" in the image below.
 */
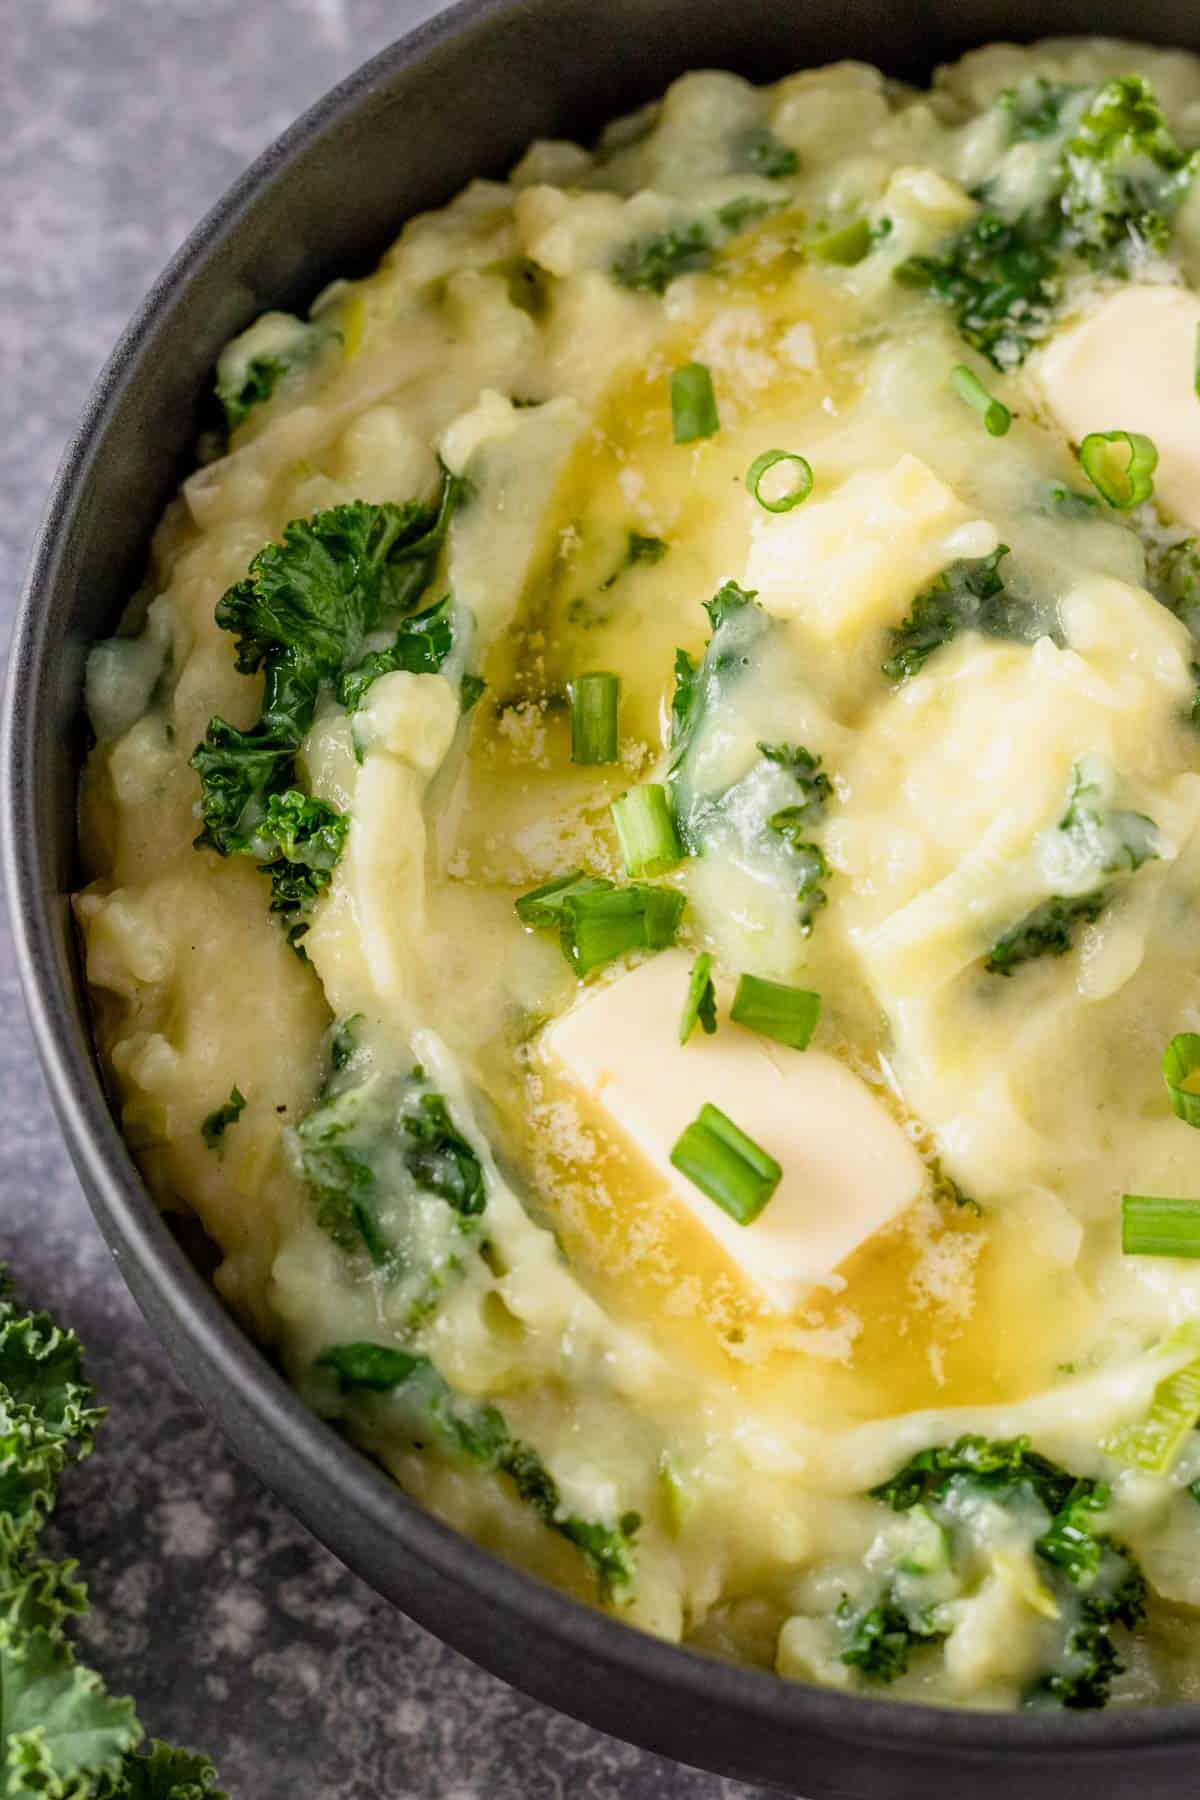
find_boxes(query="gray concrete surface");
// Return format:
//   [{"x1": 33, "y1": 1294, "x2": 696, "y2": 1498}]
[{"x1": 0, "y1": 3, "x2": 779, "y2": 1795}]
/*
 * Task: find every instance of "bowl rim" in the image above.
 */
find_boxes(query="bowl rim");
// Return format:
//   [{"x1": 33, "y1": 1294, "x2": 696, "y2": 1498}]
[{"x1": 6, "y1": 0, "x2": 1200, "y2": 1769}]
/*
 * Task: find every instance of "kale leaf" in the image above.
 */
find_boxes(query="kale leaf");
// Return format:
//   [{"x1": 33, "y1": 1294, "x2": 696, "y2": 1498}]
[
  {"x1": 882, "y1": 547, "x2": 1030, "y2": 681},
  {"x1": 895, "y1": 74, "x2": 1198, "y2": 367},
  {"x1": 317, "y1": 1342, "x2": 640, "y2": 1598},
  {"x1": 893, "y1": 211, "x2": 1060, "y2": 369},
  {"x1": 190, "y1": 473, "x2": 462, "y2": 940},
  {"x1": 214, "y1": 312, "x2": 334, "y2": 436},
  {"x1": 985, "y1": 891, "x2": 1108, "y2": 976},
  {"x1": 0, "y1": 1273, "x2": 226, "y2": 1794},
  {"x1": 335, "y1": 593, "x2": 455, "y2": 710},
  {"x1": 837, "y1": 1594, "x2": 948, "y2": 1682},
  {"x1": 985, "y1": 757, "x2": 1158, "y2": 976},
  {"x1": 292, "y1": 1041, "x2": 487, "y2": 1330},
  {"x1": 1059, "y1": 75, "x2": 1200, "y2": 268},
  {"x1": 867, "y1": 1434, "x2": 1147, "y2": 1708}
]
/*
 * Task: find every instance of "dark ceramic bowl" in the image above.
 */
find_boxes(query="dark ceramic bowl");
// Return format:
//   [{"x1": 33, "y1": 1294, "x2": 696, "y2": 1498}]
[{"x1": 7, "y1": 2, "x2": 1200, "y2": 1793}]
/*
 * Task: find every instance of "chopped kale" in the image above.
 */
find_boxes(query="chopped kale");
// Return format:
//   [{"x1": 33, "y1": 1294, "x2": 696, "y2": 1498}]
[
  {"x1": 1060, "y1": 75, "x2": 1199, "y2": 268},
  {"x1": 293, "y1": 1050, "x2": 486, "y2": 1308},
  {"x1": 316, "y1": 1343, "x2": 640, "y2": 1598},
  {"x1": 985, "y1": 891, "x2": 1108, "y2": 976},
  {"x1": 190, "y1": 474, "x2": 462, "y2": 935},
  {"x1": 335, "y1": 594, "x2": 455, "y2": 710},
  {"x1": 611, "y1": 222, "x2": 715, "y2": 293},
  {"x1": 254, "y1": 789, "x2": 350, "y2": 951},
  {"x1": 1055, "y1": 756, "x2": 1160, "y2": 876},
  {"x1": 215, "y1": 312, "x2": 333, "y2": 435},
  {"x1": 866, "y1": 1434, "x2": 1146, "y2": 1708},
  {"x1": 837, "y1": 1593, "x2": 948, "y2": 1682},
  {"x1": 894, "y1": 210, "x2": 1060, "y2": 369},
  {"x1": 882, "y1": 547, "x2": 1033, "y2": 680},
  {"x1": 895, "y1": 73, "x2": 1198, "y2": 366},
  {"x1": 758, "y1": 743, "x2": 832, "y2": 824},
  {"x1": 200, "y1": 1086, "x2": 246, "y2": 1153}
]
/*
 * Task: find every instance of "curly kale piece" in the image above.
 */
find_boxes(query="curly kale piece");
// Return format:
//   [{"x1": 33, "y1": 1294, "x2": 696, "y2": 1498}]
[
  {"x1": 335, "y1": 593, "x2": 455, "y2": 711},
  {"x1": 867, "y1": 1434, "x2": 1147, "y2": 1709},
  {"x1": 1060, "y1": 74, "x2": 1200, "y2": 267},
  {"x1": 0, "y1": 1275, "x2": 226, "y2": 1796},
  {"x1": 317, "y1": 1343, "x2": 641, "y2": 1598},
  {"x1": 985, "y1": 891, "x2": 1108, "y2": 976},
  {"x1": 837, "y1": 1594, "x2": 948, "y2": 1682},
  {"x1": 984, "y1": 757, "x2": 1159, "y2": 976},
  {"x1": 294, "y1": 1052, "x2": 486, "y2": 1283},
  {"x1": 895, "y1": 73, "x2": 1198, "y2": 366},
  {"x1": 190, "y1": 473, "x2": 462, "y2": 937},
  {"x1": 883, "y1": 547, "x2": 1032, "y2": 681},
  {"x1": 893, "y1": 211, "x2": 1060, "y2": 369}
]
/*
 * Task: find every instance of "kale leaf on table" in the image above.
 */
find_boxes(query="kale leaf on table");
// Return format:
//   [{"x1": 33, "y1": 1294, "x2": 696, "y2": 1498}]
[{"x1": 0, "y1": 1271, "x2": 226, "y2": 1796}]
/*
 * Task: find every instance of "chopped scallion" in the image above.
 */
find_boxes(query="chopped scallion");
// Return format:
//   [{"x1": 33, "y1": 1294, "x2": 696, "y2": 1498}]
[
  {"x1": 1101, "y1": 1325, "x2": 1200, "y2": 1474},
  {"x1": 729, "y1": 973, "x2": 820, "y2": 1049},
  {"x1": 808, "y1": 217, "x2": 872, "y2": 265},
  {"x1": 670, "y1": 362, "x2": 719, "y2": 443},
  {"x1": 516, "y1": 874, "x2": 684, "y2": 976},
  {"x1": 679, "y1": 952, "x2": 717, "y2": 1045},
  {"x1": 1164, "y1": 1032, "x2": 1200, "y2": 1128},
  {"x1": 570, "y1": 671, "x2": 620, "y2": 764},
  {"x1": 950, "y1": 364, "x2": 1011, "y2": 437},
  {"x1": 1079, "y1": 430, "x2": 1158, "y2": 509},
  {"x1": 611, "y1": 784, "x2": 683, "y2": 877},
  {"x1": 1122, "y1": 1192, "x2": 1200, "y2": 1258},
  {"x1": 514, "y1": 869, "x2": 609, "y2": 927},
  {"x1": 670, "y1": 1102, "x2": 782, "y2": 1225},
  {"x1": 745, "y1": 449, "x2": 814, "y2": 513}
]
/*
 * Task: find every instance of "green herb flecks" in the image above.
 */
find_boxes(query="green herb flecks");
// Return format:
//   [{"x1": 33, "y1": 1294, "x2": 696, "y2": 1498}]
[{"x1": 200, "y1": 1086, "x2": 246, "y2": 1153}]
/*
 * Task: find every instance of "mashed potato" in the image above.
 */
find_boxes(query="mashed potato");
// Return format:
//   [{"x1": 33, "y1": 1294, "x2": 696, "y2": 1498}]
[{"x1": 76, "y1": 39, "x2": 1200, "y2": 1708}]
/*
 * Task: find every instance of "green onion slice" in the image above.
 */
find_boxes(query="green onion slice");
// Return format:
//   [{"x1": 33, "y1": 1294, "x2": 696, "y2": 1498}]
[
  {"x1": 745, "y1": 449, "x2": 814, "y2": 513},
  {"x1": 514, "y1": 877, "x2": 685, "y2": 977},
  {"x1": 808, "y1": 217, "x2": 872, "y2": 265},
  {"x1": 950, "y1": 364, "x2": 1011, "y2": 438},
  {"x1": 1122, "y1": 1192, "x2": 1200, "y2": 1258},
  {"x1": 670, "y1": 1102, "x2": 782, "y2": 1225},
  {"x1": 680, "y1": 952, "x2": 718, "y2": 1045},
  {"x1": 729, "y1": 973, "x2": 820, "y2": 1049},
  {"x1": 611, "y1": 784, "x2": 683, "y2": 878},
  {"x1": 1101, "y1": 1324, "x2": 1200, "y2": 1474},
  {"x1": 570, "y1": 670, "x2": 620, "y2": 764},
  {"x1": 1079, "y1": 430, "x2": 1158, "y2": 509},
  {"x1": 670, "y1": 361, "x2": 720, "y2": 443},
  {"x1": 1164, "y1": 1032, "x2": 1200, "y2": 1128},
  {"x1": 515, "y1": 869, "x2": 609, "y2": 927}
]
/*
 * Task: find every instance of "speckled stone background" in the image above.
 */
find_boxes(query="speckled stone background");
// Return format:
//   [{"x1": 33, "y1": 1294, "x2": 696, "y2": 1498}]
[{"x1": 0, "y1": 3, "x2": 781, "y2": 1795}]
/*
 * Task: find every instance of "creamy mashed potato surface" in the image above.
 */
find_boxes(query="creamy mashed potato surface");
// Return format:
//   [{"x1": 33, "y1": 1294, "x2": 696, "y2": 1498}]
[{"x1": 76, "y1": 38, "x2": 1200, "y2": 1709}]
